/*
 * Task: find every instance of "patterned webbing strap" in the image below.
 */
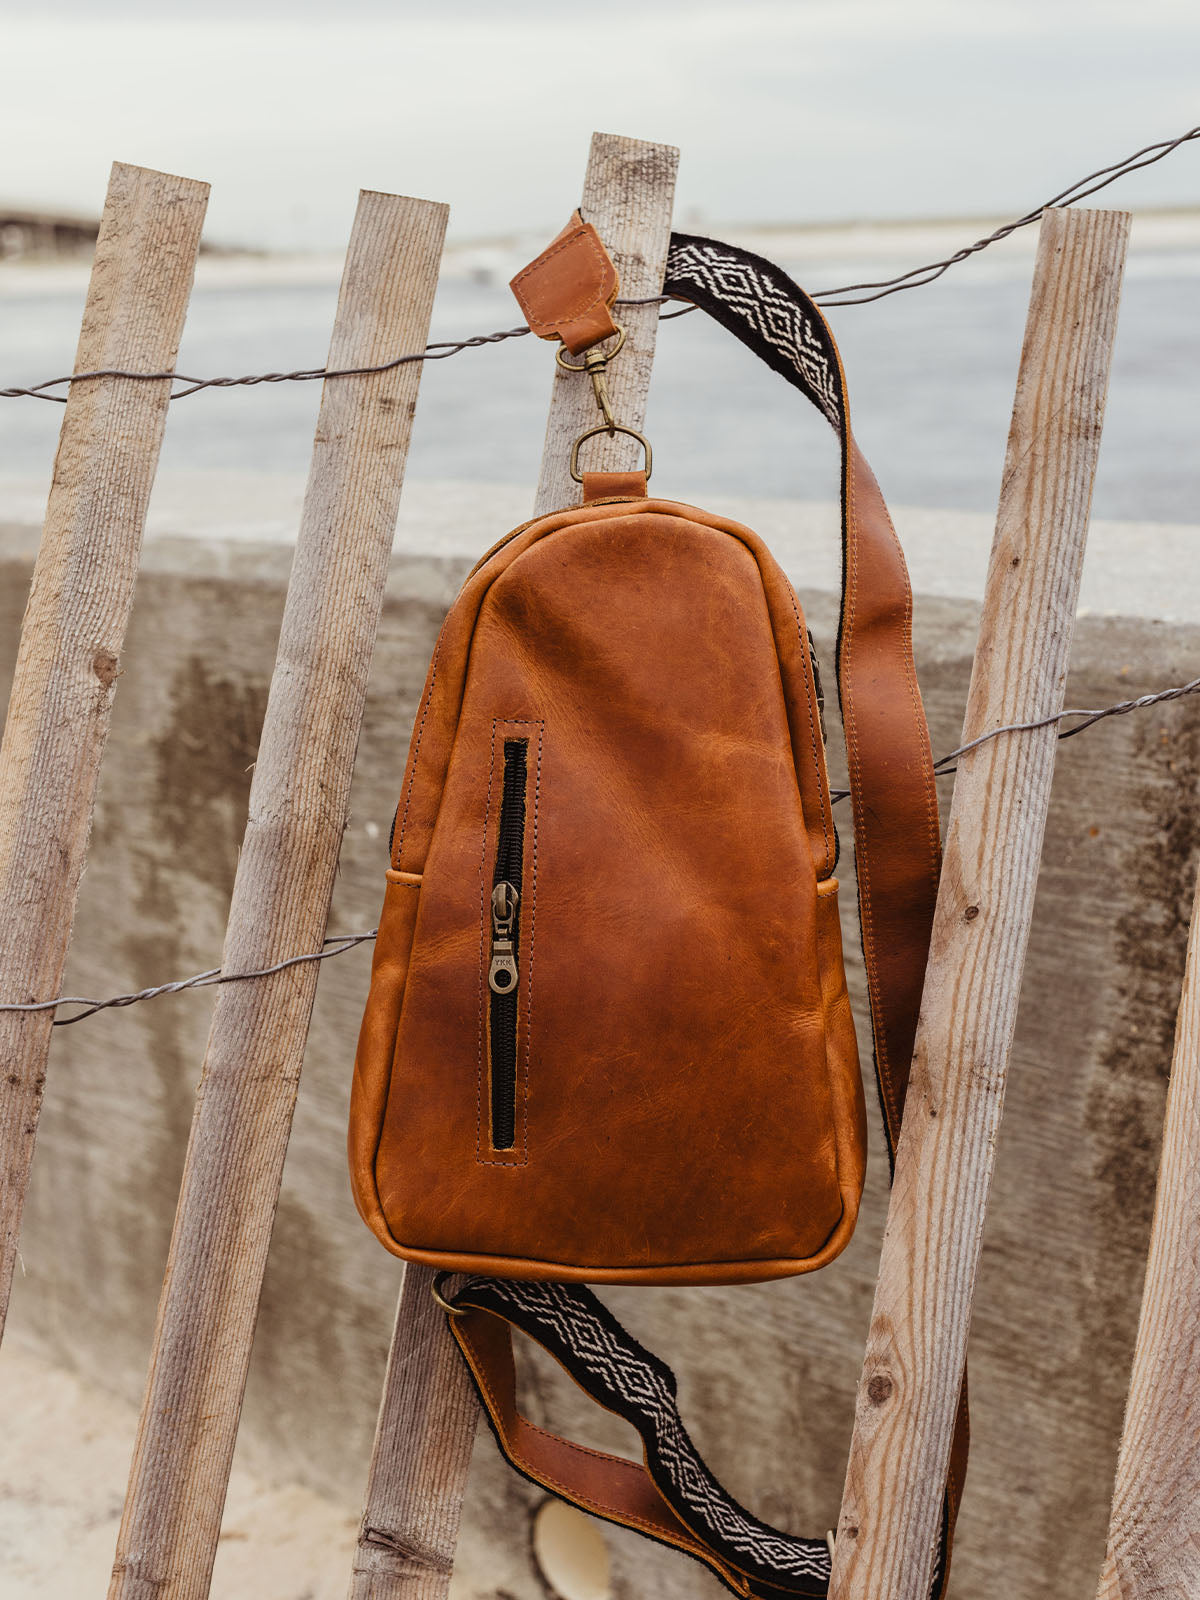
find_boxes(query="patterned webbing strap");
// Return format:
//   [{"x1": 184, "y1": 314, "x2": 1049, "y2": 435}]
[
  {"x1": 664, "y1": 230, "x2": 944, "y2": 1173},
  {"x1": 440, "y1": 235, "x2": 964, "y2": 1598},
  {"x1": 663, "y1": 233, "x2": 968, "y2": 1577},
  {"x1": 445, "y1": 1275, "x2": 948, "y2": 1600}
]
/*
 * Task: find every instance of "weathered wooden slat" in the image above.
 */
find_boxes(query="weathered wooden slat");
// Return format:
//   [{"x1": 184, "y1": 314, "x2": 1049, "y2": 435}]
[
  {"x1": 534, "y1": 132, "x2": 679, "y2": 514},
  {"x1": 829, "y1": 207, "x2": 1131, "y2": 1600},
  {"x1": 348, "y1": 1264, "x2": 481, "y2": 1599},
  {"x1": 108, "y1": 190, "x2": 448, "y2": 1600},
  {"x1": 1095, "y1": 862, "x2": 1200, "y2": 1597},
  {"x1": 0, "y1": 161, "x2": 208, "y2": 1339},
  {"x1": 347, "y1": 130, "x2": 678, "y2": 1600}
]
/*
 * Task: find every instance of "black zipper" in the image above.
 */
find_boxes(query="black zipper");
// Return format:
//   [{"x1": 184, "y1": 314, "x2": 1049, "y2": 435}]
[{"x1": 488, "y1": 739, "x2": 527, "y2": 1149}]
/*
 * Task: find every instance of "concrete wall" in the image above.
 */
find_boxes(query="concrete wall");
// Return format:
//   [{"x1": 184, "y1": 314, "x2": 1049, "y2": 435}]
[{"x1": 2, "y1": 493, "x2": 1196, "y2": 1600}]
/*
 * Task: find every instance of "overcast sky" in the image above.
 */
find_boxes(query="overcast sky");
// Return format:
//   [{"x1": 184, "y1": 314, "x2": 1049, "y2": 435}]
[{"x1": 2, "y1": 0, "x2": 1198, "y2": 249}]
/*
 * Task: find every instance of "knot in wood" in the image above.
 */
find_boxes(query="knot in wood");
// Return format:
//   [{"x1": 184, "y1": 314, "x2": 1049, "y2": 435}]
[
  {"x1": 92, "y1": 647, "x2": 120, "y2": 688},
  {"x1": 866, "y1": 1372, "x2": 894, "y2": 1406}
]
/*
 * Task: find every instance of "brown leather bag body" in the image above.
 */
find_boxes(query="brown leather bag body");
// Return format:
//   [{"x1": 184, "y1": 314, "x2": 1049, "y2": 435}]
[
  {"x1": 349, "y1": 224, "x2": 965, "y2": 1597},
  {"x1": 350, "y1": 490, "x2": 863, "y2": 1283}
]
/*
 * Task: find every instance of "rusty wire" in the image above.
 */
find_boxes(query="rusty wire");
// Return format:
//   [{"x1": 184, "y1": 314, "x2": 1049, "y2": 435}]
[
  {"x1": 2, "y1": 121, "x2": 1197, "y2": 402},
  {"x1": 825, "y1": 675, "x2": 1200, "y2": 804},
  {"x1": 0, "y1": 122, "x2": 1198, "y2": 1018},
  {"x1": 813, "y1": 122, "x2": 1200, "y2": 306},
  {"x1": 2, "y1": 672, "x2": 1197, "y2": 1024}
]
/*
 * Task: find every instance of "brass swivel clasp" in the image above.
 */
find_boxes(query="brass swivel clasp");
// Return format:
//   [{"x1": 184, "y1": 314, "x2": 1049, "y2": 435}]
[
  {"x1": 556, "y1": 323, "x2": 627, "y2": 434},
  {"x1": 559, "y1": 322, "x2": 652, "y2": 484}
]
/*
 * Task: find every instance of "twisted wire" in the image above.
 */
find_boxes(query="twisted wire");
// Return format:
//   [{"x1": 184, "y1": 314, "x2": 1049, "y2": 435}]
[
  {"x1": 813, "y1": 123, "x2": 1200, "y2": 306},
  {"x1": 3, "y1": 673, "x2": 1196, "y2": 1022},
  {"x1": 827, "y1": 673, "x2": 1200, "y2": 804},
  {"x1": 3, "y1": 121, "x2": 1196, "y2": 401},
  {"x1": 0, "y1": 932, "x2": 377, "y2": 1026},
  {"x1": 0, "y1": 122, "x2": 1197, "y2": 1018}
]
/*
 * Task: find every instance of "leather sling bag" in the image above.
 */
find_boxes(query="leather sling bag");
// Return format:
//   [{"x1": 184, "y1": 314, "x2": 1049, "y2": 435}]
[{"x1": 349, "y1": 215, "x2": 968, "y2": 1597}]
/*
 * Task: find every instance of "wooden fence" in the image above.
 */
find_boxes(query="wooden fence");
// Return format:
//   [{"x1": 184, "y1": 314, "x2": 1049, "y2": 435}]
[{"x1": 0, "y1": 134, "x2": 1195, "y2": 1600}]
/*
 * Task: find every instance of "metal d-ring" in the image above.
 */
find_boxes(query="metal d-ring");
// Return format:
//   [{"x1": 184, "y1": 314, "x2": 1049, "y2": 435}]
[
  {"x1": 430, "y1": 1274, "x2": 467, "y2": 1318},
  {"x1": 569, "y1": 423, "x2": 653, "y2": 483}
]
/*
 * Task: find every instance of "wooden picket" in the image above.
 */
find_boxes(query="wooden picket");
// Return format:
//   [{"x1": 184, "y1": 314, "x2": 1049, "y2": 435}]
[
  {"x1": 0, "y1": 161, "x2": 208, "y2": 1341},
  {"x1": 0, "y1": 134, "x2": 1193, "y2": 1600},
  {"x1": 534, "y1": 133, "x2": 679, "y2": 511},
  {"x1": 347, "y1": 130, "x2": 679, "y2": 1600},
  {"x1": 829, "y1": 206, "x2": 1131, "y2": 1600},
  {"x1": 1096, "y1": 860, "x2": 1200, "y2": 1596},
  {"x1": 107, "y1": 190, "x2": 448, "y2": 1600}
]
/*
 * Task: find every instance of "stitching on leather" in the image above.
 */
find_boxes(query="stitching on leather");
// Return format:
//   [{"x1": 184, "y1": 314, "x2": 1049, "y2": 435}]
[
  {"x1": 477, "y1": 718, "x2": 541, "y2": 1168},
  {"x1": 390, "y1": 511, "x2": 565, "y2": 845},
  {"x1": 393, "y1": 635, "x2": 443, "y2": 869},
  {"x1": 841, "y1": 437, "x2": 888, "y2": 1109},
  {"x1": 522, "y1": 721, "x2": 544, "y2": 1157},
  {"x1": 879, "y1": 481, "x2": 941, "y2": 1123},
  {"x1": 390, "y1": 515, "x2": 547, "y2": 863},
  {"x1": 400, "y1": 1240, "x2": 836, "y2": 1274},
  {"x1": 463, "y1": 1335, "x2": 701, "y2": 1552},
  {"x1": 461, "y1": 1325, "x2": 743, "y2": 1585},
  {"x1": 466, "y1": 1336, "x2": 625, "y2": 1472},
  {"x1": 711, "y1": 519, "x2": 849, "y2": 1218},
  {"x1": 367, "y1": 517, "x2": 583, "y2": 1237},
  {"x1": 511, "y1": 227, "x2": 613, "y2": 324},
  {"x1": 781, "y1": 579, "x2": 834, "y2": 877},
  {"x1": 378, "y1": 499, "x2": 874, "y2": 1275},
  {"x1": 842, "y1": 442, "x2": 902, "y2": 1140},
  {"x1": 365, "y1": 874, "x2": 424, "y2": 1248},
  {"x1": 719, "y1": 525, "x2": 834, "y2": 882},
  {"x1": 885, "y1": 496, "x2": 942, "y2": 870},
  {"x1": 476, "y1": 726, "x2": 500, "y2": 1163},
  {"x1": 718, "y1": 525, "x2": 833, "y2": 879},
  {"x1": 846, "y1": 446, "x2": 939, "y2": 1143}
]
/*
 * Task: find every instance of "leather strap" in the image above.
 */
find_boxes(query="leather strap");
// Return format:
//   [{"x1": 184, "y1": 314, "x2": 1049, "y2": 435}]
[
  {"x1": 663, "y1": 233, "x2": 943, "y2": 1132},
  {"x1": 446, "y1": 234, "x2": 965, "y2": 1597},
  {"x1": 581, "y1": 468, "x2": 648, "y2": 501},
  {"x1": 510, "y1": 210, "x2": 620, "y2": 354},
  {"x1": 663, "y1": 237, "x2": 967, "y2": 1581},
  {"x1": 447, "y1": 1275, "x2": 844, "y2": 1598}
]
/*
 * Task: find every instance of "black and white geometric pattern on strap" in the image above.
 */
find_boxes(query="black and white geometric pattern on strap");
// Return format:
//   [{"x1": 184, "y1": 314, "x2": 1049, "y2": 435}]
[
  {"x1": 664, "y1": 233, "x2": 844, "y2": 432},
  {"x1": 451, "y1": 1274, "x2": 833, "y2": 1597}
]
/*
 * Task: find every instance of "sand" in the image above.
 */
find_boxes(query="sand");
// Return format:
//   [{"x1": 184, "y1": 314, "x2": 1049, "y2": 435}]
[{"x1": 0, "y1": 1337, "x2": 360, "y2": 1600}]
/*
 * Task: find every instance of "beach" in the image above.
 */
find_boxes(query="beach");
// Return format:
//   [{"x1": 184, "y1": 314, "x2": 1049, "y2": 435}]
[{"x1": 3, "y1": 211, "x2": 1199, "y2": 527}]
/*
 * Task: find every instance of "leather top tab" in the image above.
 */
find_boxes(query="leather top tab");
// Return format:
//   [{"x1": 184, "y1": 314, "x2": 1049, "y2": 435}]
[
  {"x1": 510, "y1": 211, "x2": 619, "y2": 355},
  {"x1": 581, "y1": 470, "x2": 647, "y2": 502}
]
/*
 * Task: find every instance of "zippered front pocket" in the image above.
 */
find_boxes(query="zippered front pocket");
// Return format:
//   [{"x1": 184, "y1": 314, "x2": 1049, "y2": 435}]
[{"x1": 488, "y1": 738, "x2": 528, "y2": 1149}]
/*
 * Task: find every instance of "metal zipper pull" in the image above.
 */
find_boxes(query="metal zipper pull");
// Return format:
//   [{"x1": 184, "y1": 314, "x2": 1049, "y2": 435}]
[{"x1": 488, "y1": 881, "x2": 520, "y2": 994}]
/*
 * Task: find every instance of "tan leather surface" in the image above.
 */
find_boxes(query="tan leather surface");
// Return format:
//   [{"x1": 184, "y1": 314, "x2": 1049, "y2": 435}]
[
  {"x1": 347, "y1": 262, "x2": 966, "y2": 1576},
  {"x1": 839, "y1": 435, "x2": 941, "y2": 1141},
  {"x1": 452, "y1": 1307, "x2": 754, "y2": 1595},
  {"x1": 510, "y1": 210, "x2": 620, "y2": 355},
  {"x1": 456, "y1": 1293, "x2": 963, "y2": 1597},
  {"x1": 581, "y1": 469, "x2": 647, "y2": 502},
  {"x1": 350, "y1": 498, "x2": 857, "y2": 1283},
  {"x1": 347, "y1": 870, "x2": 422, "y2": 1243}
]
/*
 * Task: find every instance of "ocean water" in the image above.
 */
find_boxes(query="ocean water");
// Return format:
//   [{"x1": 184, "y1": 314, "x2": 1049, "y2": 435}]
[{"x1": 1, "y1": 245, "x2": 1197, "y2": 525}]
